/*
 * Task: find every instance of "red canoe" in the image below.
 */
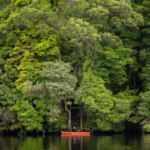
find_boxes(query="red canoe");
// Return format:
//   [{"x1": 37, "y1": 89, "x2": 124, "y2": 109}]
[{"x1": 61, "y1": 131, "x2": 90, "y2": 136}]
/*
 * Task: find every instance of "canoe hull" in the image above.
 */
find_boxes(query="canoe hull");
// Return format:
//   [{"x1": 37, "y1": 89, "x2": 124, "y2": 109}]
[{"x1": 61, "y1": 131, "x2": 90, "y2": 136}]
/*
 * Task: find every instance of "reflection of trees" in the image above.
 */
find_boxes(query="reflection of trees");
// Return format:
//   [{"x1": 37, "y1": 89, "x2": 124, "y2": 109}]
[
  {"x1": 0, "y1": 136, "x2": 22, "y2": 150},
  {"x1": 93, "y1": 136, "x2": 127, "y2": 150},
  {"x1": 61, "y1": 136, "x2": 90, "y2": 150},
  {"x1": 1, "y1": 135, "x2": 150, "y2": 150},
  {"x1": 90, "y1": 135, "x2": 150, "y2": 150},
  {"x1": 68, "y1": 137, "x2": 71, "y2": 150},
  {"x1": 17, "y1": 136, "x2": 64, "y2": 150},
  {"x1": 0, "y1": 136, "x2": 92, "y2": 150},
  {"x1": 17, "y1": 137, "x2": 44, "y2": 150},
  {"x1": 46, "y1": 136, "x2": 65, "y2": 150},
  {"x1": 144, "y1": 135, "x2": 150, "y2": 150}
]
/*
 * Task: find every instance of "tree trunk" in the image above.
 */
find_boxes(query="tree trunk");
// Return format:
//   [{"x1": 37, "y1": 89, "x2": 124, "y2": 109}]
[
  {"x1": 64, "y1": 94, "x2": 71, "y2": 131},
  {"x1": 87, "y1": 113, "x2": 90, "y2": 125}
]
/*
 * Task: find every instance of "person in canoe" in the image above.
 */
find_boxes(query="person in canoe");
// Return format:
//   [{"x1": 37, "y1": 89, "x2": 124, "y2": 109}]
[{"x1": 73, "y1": 127, "x2": 80, "y2": 132}]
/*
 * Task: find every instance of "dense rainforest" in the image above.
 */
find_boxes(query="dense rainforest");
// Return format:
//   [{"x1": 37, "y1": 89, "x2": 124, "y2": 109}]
[{"x1": 0, "y1": 0, "x2": 150, "y2": 134}]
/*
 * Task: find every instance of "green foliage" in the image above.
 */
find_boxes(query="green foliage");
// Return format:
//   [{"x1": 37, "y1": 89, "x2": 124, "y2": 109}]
[
  {"x1": 17, "y1": 128, "x2": 27, "y2": 136},
  {"x1": 61, "y1": 18, "x2": 101, "y2": 57},
  {"x1": 58, "y1": 0, "x2": 144, "y2": 88},
  {"x1": 119, "y1": 29, "x2": 141, "y2": 48},
  {"x1": 0, "y1": 59, "x2": 19, "y2": 130},
  {"x1": 0, "y1": 0, "x2": 149, "y2": 133},
  {"x1": 0, "y1": 0, "x2": 11, "y2": 12},
  {"x1": 14, "y1": 51, "x2": 43, "y2": 90},
  {"x1": 0, "y1": 0, "x2": 61, "y2": 132},
  {"x1": 5, "y1": 0, "x2": 60, "y2": 90},
  {"x1": 137, "y1": 90, "x2": 150, "y2": 117},
  {"x1": 92, "y1": 46, "x2": 133, "y2": 93},
  {"x1": 41, "y1": 61, "x2": 77, "y2": 130},
  {"x1": 22, "y1": 61, "x2": 77, "y2": 131},
  {"x1": 0, "y1": 22, "x2": 17, "y2": 60},
  {"x1": 41, "y1": 61, "x2": 77, "y2": 101},
  {"x1": 0, "y1": 5, "x2": 11, "y2": 19},
  {"x1": 143, "y1": 121, "x2": 150, "y2": 132},
  {"x1": 76, "y1": 69, "x2": 113, "y2": 114},
  {"x1": 131, "y1": 0, "x2": 144, "y2": 5},
  {"x1": 76, "y1": 65, "x2": 131, "y2": 131},
  {"x1": 10, "y1": 98, "x2": 43, "y2": 131},
  {"x1": 47, "y1": 113, "x2": 68, "y2": 132}
]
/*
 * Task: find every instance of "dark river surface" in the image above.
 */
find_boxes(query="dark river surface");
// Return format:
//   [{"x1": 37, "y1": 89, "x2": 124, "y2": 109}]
[{"x1": 0, "y1": 134, "x2": 150, "y2": 150}]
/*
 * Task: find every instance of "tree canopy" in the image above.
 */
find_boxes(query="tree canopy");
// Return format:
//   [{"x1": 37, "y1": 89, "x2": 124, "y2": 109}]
[{"x1": 1, "y1": 0, "x2": 150, "y2": 133}]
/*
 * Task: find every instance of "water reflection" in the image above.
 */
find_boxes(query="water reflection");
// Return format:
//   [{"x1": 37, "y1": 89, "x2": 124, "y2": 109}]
[
  {"x1": 1, "y1": 135, "x2": 150, "y2": 150},
  {"x1": 61, "y1": 136, "x2": 90, "y2": 150}
]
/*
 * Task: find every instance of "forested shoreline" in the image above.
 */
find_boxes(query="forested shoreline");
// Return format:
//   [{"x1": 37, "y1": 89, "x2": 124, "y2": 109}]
[{"x1": 0, "y1": 0, "x2": 150, "y2": 134}]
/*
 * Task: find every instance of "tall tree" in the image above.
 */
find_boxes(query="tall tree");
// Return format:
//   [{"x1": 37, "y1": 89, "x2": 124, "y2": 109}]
[
  {"x1": 76, "y1": 65, "x2": 131, "y2": 132},
  {"x1": 5, "y1": 0, "x2": 60, "y2": 90},
  {"x1": 41, "y1": 61, "x2": 77, "y2": 131},
  {"x1": 53, "y1": 0, "x2": 144, "y2": 84}
]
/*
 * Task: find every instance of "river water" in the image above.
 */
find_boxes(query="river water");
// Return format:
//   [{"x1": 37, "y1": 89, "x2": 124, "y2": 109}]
[{"x1": 0, "y1": 134, "x2": 150, "y2": 150}]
